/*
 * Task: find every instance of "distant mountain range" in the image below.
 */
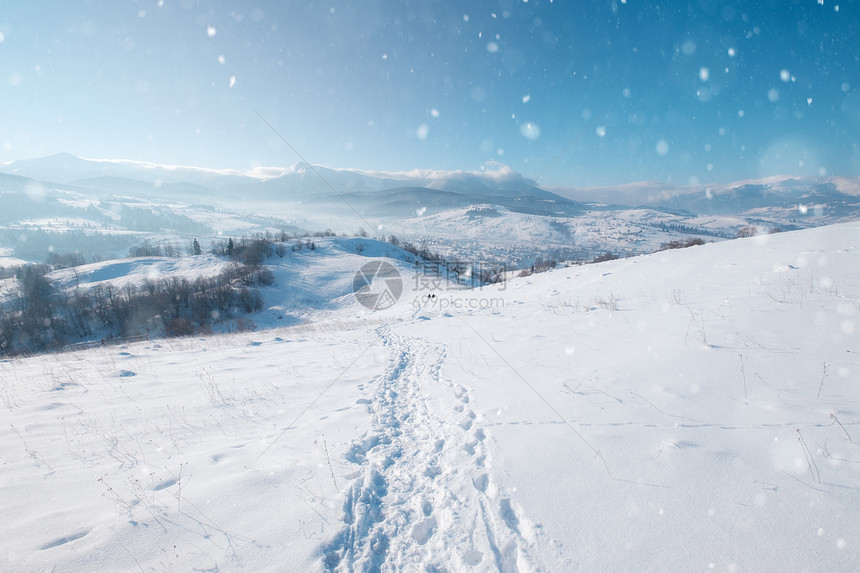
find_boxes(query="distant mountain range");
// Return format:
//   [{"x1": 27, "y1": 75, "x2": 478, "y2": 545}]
[
  {"x1": 2, "y1": 153, "x2": 860, "y2": 266},
  {"x1": 0, "y1": 153, "x2": 553, "y2": 199},
  {"x1": 0, "y1": 153, "x2": 257, "y2": 188},
  {"x1": 552, "y1": 174, "x2": 860, "y2": 213},
  {"x1": 4, "y1": 153, "x2": 858, "y2": 209},
  {"x1": 0, "y1": 153, "x2": 593, "y2": 220}
]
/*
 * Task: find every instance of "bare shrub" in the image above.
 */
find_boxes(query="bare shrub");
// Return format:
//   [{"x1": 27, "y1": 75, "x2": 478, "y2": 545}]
[
  {"x1": 591, "y1": 252, "x2": 619, "y2": 264},
  {"x1": 165, "y1": 317, "x2": 195, "y2": 337},
  {"x1": 238, "y1": 288, "x2": 264, "y2": 313}
]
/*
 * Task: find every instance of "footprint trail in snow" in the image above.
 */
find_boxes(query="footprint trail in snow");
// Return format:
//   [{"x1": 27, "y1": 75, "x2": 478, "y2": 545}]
[{"x1": 322, "y1": 326, "x2": 549, "y2": 572}]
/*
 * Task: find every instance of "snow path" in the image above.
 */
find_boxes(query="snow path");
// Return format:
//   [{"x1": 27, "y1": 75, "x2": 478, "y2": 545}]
[{"x1": 322, "y1": 326, "x2": 546, "y2": 572}]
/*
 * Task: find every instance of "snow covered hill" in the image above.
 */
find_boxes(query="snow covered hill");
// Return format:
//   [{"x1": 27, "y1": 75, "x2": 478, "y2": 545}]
[
  {"x1": 2, "y1": 222, "x2": 859, "y2": 571},
  {"x1": 384, "y1": 203, "x2": 738, "y2": 267}
]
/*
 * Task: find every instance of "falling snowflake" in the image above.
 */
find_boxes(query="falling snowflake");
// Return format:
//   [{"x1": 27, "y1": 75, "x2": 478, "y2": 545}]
[{"x1": 519, "y1": 122, "x2": 541, "y2": 140}]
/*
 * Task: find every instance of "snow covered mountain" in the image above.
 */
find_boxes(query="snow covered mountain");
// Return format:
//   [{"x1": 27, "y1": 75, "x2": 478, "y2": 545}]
[
  {"x1": 0, "y1": 153, "x2": 261, "y2": 188},
  {"x1": 0, "y1": 153, "x2": 560, "y2": 203},
  {"x1": 6, "y1": 153, "x2": 859, "y2": 220},
  {"x1": 2, "y1": 222, "x2": 859, "y2": 571},
  {"x1": 2, "y1": 152, "x2": 860, "y2": 272},
  {"x1": 555, "y1": 175, "x2": 860, "y2": 218}
]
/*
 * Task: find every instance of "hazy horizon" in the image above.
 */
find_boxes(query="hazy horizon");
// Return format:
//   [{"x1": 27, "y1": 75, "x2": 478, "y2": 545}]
[{"x1": 3, "y1": 150, "x2": 857, "y2": 193}]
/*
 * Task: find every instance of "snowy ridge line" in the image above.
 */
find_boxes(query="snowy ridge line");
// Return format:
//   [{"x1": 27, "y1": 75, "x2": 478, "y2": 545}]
[{"x1": 321, "y1": 327, "x2": 551, "y2": 572}]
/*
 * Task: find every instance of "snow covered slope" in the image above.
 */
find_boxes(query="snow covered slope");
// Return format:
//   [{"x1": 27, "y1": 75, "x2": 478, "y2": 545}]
[
  {"x1": 386, "y1": 203, "x2": 732, "y2": 266},
  {"x1": 2, "y1": 222, "x2": 859, "y2": 571}
]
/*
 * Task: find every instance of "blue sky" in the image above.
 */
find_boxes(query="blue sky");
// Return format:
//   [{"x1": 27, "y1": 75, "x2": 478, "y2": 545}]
[{"x1": 0, "y1": 0, "x2": 858, "y2": 187}]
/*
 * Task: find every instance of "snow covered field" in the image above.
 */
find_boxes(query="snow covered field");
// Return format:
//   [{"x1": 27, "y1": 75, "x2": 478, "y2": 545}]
[{"x1": 2, "y1": 222, "x2": 860, "y2": 571}]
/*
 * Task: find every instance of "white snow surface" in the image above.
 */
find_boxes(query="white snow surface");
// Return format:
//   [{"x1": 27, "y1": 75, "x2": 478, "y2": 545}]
[
  {"x1": 50, "y1": 255, "x2": 233, "y2": 289},
  {"x1": 2, "y1": 223, "x2": 860, "y2": 571}
]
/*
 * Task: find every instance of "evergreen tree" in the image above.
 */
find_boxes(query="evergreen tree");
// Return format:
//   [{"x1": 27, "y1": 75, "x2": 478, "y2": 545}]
[{"x1": 192, "y1": 238, "x2": 202, "y2": 256}]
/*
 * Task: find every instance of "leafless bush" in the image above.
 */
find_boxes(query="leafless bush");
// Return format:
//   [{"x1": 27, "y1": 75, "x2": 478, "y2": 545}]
[
  {"x1": 165, "y1": 317, "x2": 195, "y2": 338},
  {"x1": 591, "y1": 252, "x2": 620, "y2": 264},
  {"x1": 658, "y1": 237, "x2": 706, "y2": 251},
  {"x1": 238, "y1": 288, "x2": 264, "y2": 313}
]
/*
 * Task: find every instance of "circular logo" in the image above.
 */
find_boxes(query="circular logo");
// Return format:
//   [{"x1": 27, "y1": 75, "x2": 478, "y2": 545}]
[{"x1": 353, "y1": 261, "x2": 403, "y2": 310}]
